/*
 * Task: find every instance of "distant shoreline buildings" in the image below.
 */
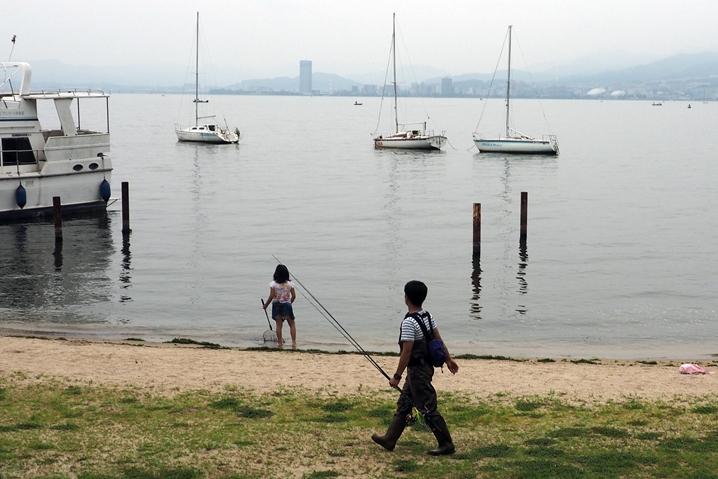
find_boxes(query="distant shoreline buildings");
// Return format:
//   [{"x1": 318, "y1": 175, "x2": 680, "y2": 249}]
[
  {"x1": 210, "y1": 77, "x2": 714, "y2": 102},
  {"x1": 26, "y1": 52, "x2": 716, "y2": 101},
  {"x1": 206, "y1": 52, "x2": 718, "y2": 101}
]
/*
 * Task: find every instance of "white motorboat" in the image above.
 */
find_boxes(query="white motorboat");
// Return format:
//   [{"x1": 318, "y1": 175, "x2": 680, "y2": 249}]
[
  {"x1": 0, "y1": 62, "x2": 113, "y2": 220},
  {"x1": 175, "y1": 12, "x2": 239, "y2": 144},
  {"x1": 373, "y1": 13, "x2": 446, "y2": 151},
  {"x1": 472, "y1": 26, "x2": 559, "y2": 155}
]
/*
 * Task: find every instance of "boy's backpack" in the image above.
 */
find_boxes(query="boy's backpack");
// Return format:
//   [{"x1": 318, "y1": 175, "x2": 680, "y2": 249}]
[{"x1": 410, "y1": 313, "x2": 447, "y2": 368}]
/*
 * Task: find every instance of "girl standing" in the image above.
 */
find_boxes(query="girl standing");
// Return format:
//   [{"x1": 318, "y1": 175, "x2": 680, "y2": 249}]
[{"x1": 262, "y1": 264, "x2": 297, "y2": 347}]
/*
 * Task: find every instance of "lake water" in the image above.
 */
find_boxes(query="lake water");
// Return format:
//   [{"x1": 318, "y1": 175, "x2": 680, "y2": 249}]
[{"x1": 1, "y1": 95, "x2": 716, "y2": 360}]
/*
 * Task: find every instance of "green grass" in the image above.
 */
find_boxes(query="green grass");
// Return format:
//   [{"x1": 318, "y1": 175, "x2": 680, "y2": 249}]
[{"x1": 1, "y1": 376, "x2": 718, "y2": 478}]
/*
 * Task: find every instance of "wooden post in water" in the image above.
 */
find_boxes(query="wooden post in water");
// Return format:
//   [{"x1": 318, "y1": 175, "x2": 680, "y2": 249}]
[
  {"x1": 53, "y1": 196, "x2": 62, "y2": 242},
  {"x1": 121, "y1": 181, "x2": 131, "y2": 234},
  {"x1": 473, "y1": 203, "x2": 481, "y2": 258},
  {"x1": 520, "y1": 192, "x2": 528, "y2": 243}
]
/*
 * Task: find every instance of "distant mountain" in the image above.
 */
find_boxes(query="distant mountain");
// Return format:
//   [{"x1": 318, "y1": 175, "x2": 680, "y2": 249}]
[
  {"x1": 536, "y1": 50, "x2": 664, "y2": 77},
  {"x1": 232, "y1": 76, "x2": 297, "y2": 91},
  {"x1": 312, "y1": 72, "x2": 361, "y2": 91},
  {"x1": 425, "y1": 69, "x2": 553, "y2": 85},
  {"x1": 26, "y1": 59, "x2": 247, "y2": 90},
  {"x1": 17, "y1": 52, "x2": 718, "y2": 94},
  {"x1": 346, "y1": 64, "x2": 450, "y2": 86},
  {"x1": 229, "y1": 72, "x2": 361, "y2": 92},
  {"x1": 556, "y1": 52, "x2": 718, "y2": 85}
]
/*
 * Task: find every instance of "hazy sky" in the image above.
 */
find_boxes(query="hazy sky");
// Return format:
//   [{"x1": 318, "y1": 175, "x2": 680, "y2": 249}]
[{"x1": 6, "y1": 0, "x2": 718, "y2": 79}]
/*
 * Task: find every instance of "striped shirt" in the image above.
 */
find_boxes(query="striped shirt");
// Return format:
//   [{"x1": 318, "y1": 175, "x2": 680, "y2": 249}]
[{"x1": 399, "y1": 310, "x2": 437, "y2": 342}]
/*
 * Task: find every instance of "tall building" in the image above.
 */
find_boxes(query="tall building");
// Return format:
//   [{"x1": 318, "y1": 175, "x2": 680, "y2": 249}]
[
  {"x1": 441, "y1": 77, "x2": 454, "y2": 97},
  {"x1": 300, "y1": 60, "x2": 312, "y2": 94}
]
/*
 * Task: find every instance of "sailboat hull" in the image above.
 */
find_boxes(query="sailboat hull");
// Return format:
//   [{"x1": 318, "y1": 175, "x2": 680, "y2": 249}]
[
  {"x1": 474, "y1": 138, "x2": 558, "y2": 155},
  {"x1": 374, "y1": 135, "x2": 446, "y2": 150}
]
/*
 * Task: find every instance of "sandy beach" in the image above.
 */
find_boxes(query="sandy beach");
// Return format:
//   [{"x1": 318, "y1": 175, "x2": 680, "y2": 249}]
[{"x1": 1, "y1": 335, "x2": 716, "y2": 402}]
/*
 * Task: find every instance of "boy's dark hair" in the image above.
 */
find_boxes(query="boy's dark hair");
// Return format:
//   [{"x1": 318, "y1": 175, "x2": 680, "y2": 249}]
[
  {"x1": 404, "y1": 280, "x2": 428, "y2": 307},
  {"x1": 273, "y1": 264, "x2": 290, "y2": 284}
]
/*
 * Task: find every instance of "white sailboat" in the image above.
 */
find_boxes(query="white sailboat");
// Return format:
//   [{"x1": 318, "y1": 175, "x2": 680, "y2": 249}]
[
  {"x1": 473, "y1": 26, "x2": 558, "y2": 155},
  {"x1": 175, "y1": 12, "x2": 239, "y2": 144},
  {"x1": 374, "y1": 13, "x2": 446, "y2": 150}
]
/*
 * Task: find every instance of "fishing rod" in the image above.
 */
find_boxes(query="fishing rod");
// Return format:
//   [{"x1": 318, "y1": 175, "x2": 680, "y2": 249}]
[
  {"x1": 270, "y1": 256, "x2": 451, "y2": 439},
  {"x1": 271, "y1": 254, "x2": 391, "y2": 381},
  {"x1": 285, "y1": 269, "x2": 436, "y2": 427}
]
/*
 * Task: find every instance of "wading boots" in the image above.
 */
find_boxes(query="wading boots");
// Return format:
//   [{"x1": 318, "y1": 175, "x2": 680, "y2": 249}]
[
  {"x1": 371, "y1": 414, "x2": 407, "y2": 451},
  {"x1": 427, "y1": 416, "x2": 455, "y2": 456}
]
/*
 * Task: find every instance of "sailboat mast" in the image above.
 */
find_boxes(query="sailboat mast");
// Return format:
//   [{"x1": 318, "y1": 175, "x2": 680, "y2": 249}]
[
  {"x1": 392, "y1": 13, "x2": 398, "y2": 134},
  {"x1": 505, "y1": 25, "x2": 512, "y2": 138},
  {"x1": 195, "y1": 12, "x2": 200, "y2": 127}
]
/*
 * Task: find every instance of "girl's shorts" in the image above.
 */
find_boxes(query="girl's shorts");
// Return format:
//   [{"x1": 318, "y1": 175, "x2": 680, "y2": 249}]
[{"x1": 272, "y1": 301, "x2": 295, "y2": 320}]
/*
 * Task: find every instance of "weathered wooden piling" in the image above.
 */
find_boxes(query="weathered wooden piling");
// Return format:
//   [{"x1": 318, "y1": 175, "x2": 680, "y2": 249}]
[
  {"x1": 121, "y1": 181, "x2": 131, "y2": 234},
  {"x1": 53, "y1": 196, "x2": 62, "y2": 242},
  {"x1": 520, "y1": 192, "x2": 528, "y2": 243},
  {"x1": 473, "y1": 203, "x2": 481, "y2": 258}
]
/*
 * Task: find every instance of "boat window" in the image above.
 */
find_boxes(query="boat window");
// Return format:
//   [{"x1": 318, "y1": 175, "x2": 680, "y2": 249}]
[{"x1": 1, "y1": 137, "x2": 36, "y2": 166}]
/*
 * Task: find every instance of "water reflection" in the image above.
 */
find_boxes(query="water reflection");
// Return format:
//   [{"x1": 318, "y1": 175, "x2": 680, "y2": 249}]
[
  {"x1": 53, "y1": 241, "x2": 63, "y2": 271},
  {"x1": 381, "y1": 149, "x2": 447, "y2": 294},
  {"x1": 0, "y1": 214, "x2": 118, "y2": 322},
  {"x1": 470, "y1": 256, "x2": 482, "y2": 319},
  {"x1": 120, "y1": 231, "x2": 133, "y2": 302},
  {"x1": 516, "y1": 239, "x2": 528, "y2": 314},
  {"x1": 469, "y1": 154, "x2": 555, "y2": 319}
]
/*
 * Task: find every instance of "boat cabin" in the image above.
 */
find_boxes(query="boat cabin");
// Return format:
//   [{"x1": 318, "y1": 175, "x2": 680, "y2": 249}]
[{"x1": 189, "y1": 124, "x2": 218, "y2": 132}]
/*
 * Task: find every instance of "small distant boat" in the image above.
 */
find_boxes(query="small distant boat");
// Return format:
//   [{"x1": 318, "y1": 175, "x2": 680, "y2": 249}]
[
  {"x1": 652, "y1": 102, "x2": 663, "y2": 106},
  {"x1": 687, "y1": 104, "x2": 692, "y2": 109},
  {"x1": 472, "y1": 26, "x2": 558, "y2": 155},
  {"x1": 373, "y1": 13, "x2": 447, "y2": 150},
  {"x1": 354, "y1": 101, "x2": 362, "y2": 106},
  {"x1": 1, "y1": 62, "x2": 113, "y2": 219},
  {"x1": 175, "y1": 12, "x2": 239, "y2": 144}
]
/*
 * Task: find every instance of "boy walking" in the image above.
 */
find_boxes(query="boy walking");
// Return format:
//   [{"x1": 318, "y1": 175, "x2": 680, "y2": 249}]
[{"x1": 372, "y1": 280, "x2": 459, "y2": 455}]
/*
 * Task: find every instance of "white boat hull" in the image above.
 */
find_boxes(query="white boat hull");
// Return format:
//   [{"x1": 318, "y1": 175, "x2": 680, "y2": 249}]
[
  {"x1": 175, "y1": 125, "x2": 239, "y2": 144},
  {"x1": 474, "y1": 137, "x2": 559, "y2": 155},
  {"x1": 374, "y1": 135, "x2": 446, "y2": 150},
  {"x1": 0, "y1": 170, "x2": 112, "y2": 219}
]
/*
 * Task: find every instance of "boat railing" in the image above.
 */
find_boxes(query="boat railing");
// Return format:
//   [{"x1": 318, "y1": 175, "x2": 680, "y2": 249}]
[
  {"x1": 0, "y1": 148, "x2": 38, "y2": 167},
  {"x1": 25, "y1": 88, "x2": 109, "y2": 99},
  {"x1": 543, "y1": 134, "x2": 558, "y2": 144},
  {"x1": 544, "y1": 135, "x2": 560, "y2": 154}
]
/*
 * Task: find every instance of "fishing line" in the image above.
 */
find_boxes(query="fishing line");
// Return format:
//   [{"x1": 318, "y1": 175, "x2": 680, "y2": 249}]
[
  {"x1": 271, "y1": 255, "x2": 391, "y2": 381},
  {"x1": 270, "y1": 256, "x2": 449, "y2": 438}
]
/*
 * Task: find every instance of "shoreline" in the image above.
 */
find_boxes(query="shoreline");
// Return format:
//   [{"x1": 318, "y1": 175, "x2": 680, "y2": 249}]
[
  {"x1": 2, "y1": 324, "x2": 717, "y2": 362},
  {"x1": 2, "y1": 335, "x2": 716, "y2": 403}
]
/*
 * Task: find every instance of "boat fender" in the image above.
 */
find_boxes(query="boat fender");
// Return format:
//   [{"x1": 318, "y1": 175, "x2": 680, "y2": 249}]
[
  {"x1": 99, "y1": 179, "x2": 111, "y2": 202},
  {"x1": 16, "y1": 184, "x2": 27, "y2": 209}
]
